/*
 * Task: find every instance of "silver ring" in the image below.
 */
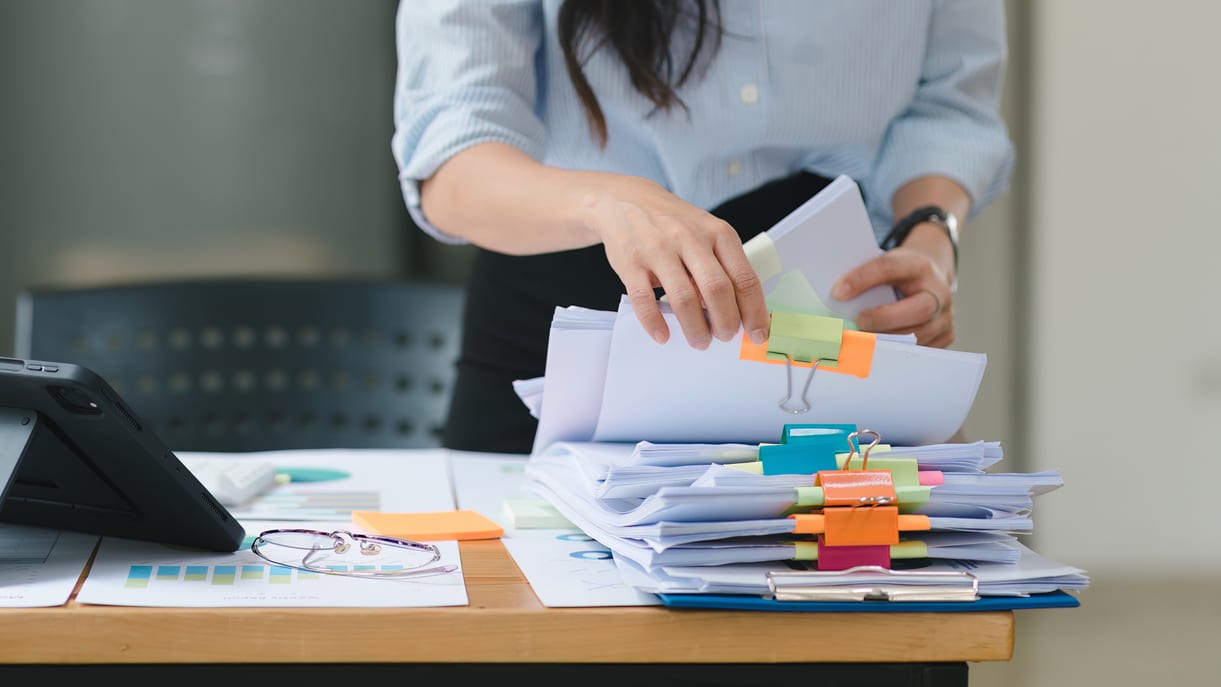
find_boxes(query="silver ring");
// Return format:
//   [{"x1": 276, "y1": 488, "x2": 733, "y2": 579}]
[{"x1": 921, "y1": 288, "x2": 943, "y2": 320}]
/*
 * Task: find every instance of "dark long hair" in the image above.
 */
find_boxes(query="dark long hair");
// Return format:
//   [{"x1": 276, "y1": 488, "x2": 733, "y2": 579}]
[{"x1": 557, "y1": 0, "x2": 723, "y2": 147}]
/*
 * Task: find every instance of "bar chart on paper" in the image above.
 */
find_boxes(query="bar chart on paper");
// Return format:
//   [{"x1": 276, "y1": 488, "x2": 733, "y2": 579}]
[
  {"x1": 231, "y1": 488, "x2": 381, "y2": 520},
  {"x1": 77, "y1": 525, "x2": 469, "y2": 608},
  {"x1": 175, "y1": 448, "x2": 461, "y2": 521},
  {"x1": 122, "y1": 562, "x2": 420, "y2": 587}
]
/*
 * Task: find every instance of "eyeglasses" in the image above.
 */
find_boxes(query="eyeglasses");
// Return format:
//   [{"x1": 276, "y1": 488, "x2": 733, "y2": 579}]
[{"x1": 251, "y1": 528, "x2": 458, "y2": 579}]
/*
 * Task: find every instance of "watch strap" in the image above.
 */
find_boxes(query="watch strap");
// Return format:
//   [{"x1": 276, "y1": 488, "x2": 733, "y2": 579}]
[{"x1": 881, "y1": 206, "x2": 959, "y2": 271}]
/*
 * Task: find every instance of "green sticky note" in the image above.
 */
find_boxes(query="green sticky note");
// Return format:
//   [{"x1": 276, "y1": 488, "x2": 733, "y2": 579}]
[
  {"x1": 502, "y1": 498, "x2": 575, "y2": 529},
  {"x1": 767, "y1": 311, "x2": 844, "y2": 363}
]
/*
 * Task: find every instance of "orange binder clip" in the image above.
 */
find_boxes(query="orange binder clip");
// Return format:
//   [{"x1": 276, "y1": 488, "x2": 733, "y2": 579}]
[
  {"x1": 814, "y1": 429, "x2": 896, "y2": 507},
  {"x1": 801, "y1": 430, "x2": 915, "y2": 553},
  {"x1": 820, "y1": 505, "x2": 900, "y2": 546}
]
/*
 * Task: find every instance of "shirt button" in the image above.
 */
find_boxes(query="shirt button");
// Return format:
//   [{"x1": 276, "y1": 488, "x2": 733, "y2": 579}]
[
  {"x1": 726, "y1": 159, "x2": 743, "y2": 176},
  {"x1": 739, "y1": 83, "x2": 759, "y2": 106}
]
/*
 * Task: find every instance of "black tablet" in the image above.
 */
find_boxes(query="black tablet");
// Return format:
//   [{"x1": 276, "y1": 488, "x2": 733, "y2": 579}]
[{"x1": 0, "y1": 356, "x2": 244, "y2": 551}]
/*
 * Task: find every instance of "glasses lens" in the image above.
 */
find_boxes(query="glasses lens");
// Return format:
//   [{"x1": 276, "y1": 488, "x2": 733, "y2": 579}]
[{"x1": 258, "y1": 530, "x2": 337, "y2": 551}]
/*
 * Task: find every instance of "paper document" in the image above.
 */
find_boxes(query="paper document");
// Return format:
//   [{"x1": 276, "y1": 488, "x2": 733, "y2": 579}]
[
  {"x1": 176, "y1": 448, "x2": 457, "y2": 521},
  {"x1": 449, "y1": 449, "x2": 657, "y2": 607},
  {"x1": 742, "y1": 174, "x2": 897, "y2": 322},
  {"x1": 529, "y1": 297, "x2": 986, "y2": 451},
  {"x1": 501, "y1": 530, "x2": 661, "y2": 607},
  {"x1": 76, "y1": 520, "x2": 467, "y2": 608},
  {"x1": 0, "y1": 524, "x2": 98, "y2": 607}
]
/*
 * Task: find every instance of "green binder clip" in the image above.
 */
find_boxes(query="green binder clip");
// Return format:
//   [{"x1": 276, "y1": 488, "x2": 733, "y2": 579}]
[{"x1": 766, "y1": 311, "x2": 845, "y2": 414}]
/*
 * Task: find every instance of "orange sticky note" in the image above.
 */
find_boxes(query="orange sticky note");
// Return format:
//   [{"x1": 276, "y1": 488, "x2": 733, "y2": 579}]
[
  {"x1": 739, "y1": 328, "x2": 876, "y2": 378},
  {"x1": 351, "y1": 509, "x2": 504, "y2": 541},
  {"x1": 815, "y1": 469, "x2": 897, "y2": 507}
]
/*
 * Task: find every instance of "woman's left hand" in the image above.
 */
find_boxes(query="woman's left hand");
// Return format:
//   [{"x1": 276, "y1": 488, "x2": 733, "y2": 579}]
[{"x1": 831, "y1": 241, "x2": 956, "y2": 348}]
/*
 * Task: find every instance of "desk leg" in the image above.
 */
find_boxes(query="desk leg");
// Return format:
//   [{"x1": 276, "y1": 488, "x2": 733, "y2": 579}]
[{"x1": 0, "y1": 662, "x2": 969, "y2": 686}]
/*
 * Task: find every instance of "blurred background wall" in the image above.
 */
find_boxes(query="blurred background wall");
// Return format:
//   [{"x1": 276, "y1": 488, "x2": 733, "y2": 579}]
[
  {"x1": 0, "y1": 0, "x2": 476, "y2": 357},
  {"x1": 0, "y1": 1, "x2": 1217, "y2": 684}
]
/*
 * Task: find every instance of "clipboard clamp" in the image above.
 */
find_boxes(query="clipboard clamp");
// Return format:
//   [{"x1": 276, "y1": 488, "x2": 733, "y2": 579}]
[{"x1": 765, "y1": 566, "x2": 980, "y2": 602}]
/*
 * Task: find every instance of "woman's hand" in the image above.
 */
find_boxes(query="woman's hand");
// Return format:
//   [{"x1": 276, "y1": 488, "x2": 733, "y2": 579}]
[
  {"x1": 579, "y1": 174, "x2": 771, "y2": 349},
  {"x1": 832, "y1": 222, "x2": 957, "y2": 348},
  {"x1": 421, "y1": 143, "x2": 769, "y2": 349}
]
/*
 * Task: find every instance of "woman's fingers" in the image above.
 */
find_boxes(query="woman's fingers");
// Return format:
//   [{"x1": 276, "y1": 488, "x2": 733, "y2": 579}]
[{"x1": 593, "y1": 182, "x2": 768, "y2": 350}]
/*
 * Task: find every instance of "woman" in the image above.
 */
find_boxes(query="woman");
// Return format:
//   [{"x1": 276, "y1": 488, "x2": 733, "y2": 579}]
[{"x1": 392, "y1": 0, "x2": 1014, "y2": 453}]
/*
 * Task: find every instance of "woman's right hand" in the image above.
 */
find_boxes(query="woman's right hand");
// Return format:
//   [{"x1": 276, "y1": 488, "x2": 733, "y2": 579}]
[
  {"x1": 576, "y1": 173, "x2": 771, "y2": 349},
  {"x1": 420, "y1": 143, "x2": 769, "y2": 349}
]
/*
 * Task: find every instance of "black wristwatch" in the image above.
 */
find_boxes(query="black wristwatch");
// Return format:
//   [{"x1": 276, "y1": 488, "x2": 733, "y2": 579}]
[{"x1": 881, "y1": 205, "x2": 959, "y2": 290}]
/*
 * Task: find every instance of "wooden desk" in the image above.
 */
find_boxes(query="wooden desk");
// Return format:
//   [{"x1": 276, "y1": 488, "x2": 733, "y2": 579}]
[{"x1": 0, "y1": 538, "x2": 1012, "y2": 684}]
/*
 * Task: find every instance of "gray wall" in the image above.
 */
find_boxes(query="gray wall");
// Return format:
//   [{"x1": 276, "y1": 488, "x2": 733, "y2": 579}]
[
  {"x1": 952, "y1": 0, "x2": 1026, "y2": 469},
  {"x1": 0, "y1": 0, "x2": 474, "y2": 357}
]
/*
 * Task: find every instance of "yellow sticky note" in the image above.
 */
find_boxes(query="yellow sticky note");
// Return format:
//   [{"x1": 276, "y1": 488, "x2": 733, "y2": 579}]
[
  {"x1": 351, "y1": 509, "x2": 504, "y2": 541},
  {"x1": 766, "y1": 311, "x2": 844, "y2": 364}
]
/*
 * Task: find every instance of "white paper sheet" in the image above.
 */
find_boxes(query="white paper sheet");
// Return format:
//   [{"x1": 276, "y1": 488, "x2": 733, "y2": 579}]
[
  {"x1": 0, "y1": 524, "x2": 98, "y2": 607},
  {"x1": 747, "y1": 174, "x2": 898, "y2": 322},
  {"x1": 500, "y1": 530, "x2": 660, "y2": 607},
  {"x1": 591, "y1": 297, "x2": 986, "y2": 446},
  {"x1": 176, "y1": 448, "x2": 457, "y2": 520},
  {"x1": 76, "y1": 519, "x2": 467, "y2": 608},
  {"x1": 531, "y1": 313, "x2": 616, "y2": 453},
  {"x1": 448, "y1": 449, "x2": 656, "y2": 606},
  {"x1": 446, "y1": 449, "x2": 533, "y2": 528}
]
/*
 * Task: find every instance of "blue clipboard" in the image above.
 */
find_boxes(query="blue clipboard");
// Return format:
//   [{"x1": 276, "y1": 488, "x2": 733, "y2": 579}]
[{"x1": 656, "y1": 590, "x2": 1080, "y2": 613}]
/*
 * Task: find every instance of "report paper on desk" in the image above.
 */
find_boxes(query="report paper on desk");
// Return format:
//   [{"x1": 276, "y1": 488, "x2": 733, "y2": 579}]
[
  {"x1": 77, "y1": 450, "x2": 467, "y2": 607},
  {"x1": 0, "y1": 523, "x2": 98, "y2": 607},
  {"x1": 449, "y1": 450, "x2": 659, "y2": 607},
  {"x1": 176, "y1": 448, "x2": 457, "y2": 520},
  {"x1": 76, "y1": 520, "x2": 467, "y2": 608}
]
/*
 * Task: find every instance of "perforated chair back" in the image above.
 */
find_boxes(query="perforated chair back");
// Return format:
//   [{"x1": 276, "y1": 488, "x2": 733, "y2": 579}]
[{"x1": 14, "y1": 278, "x2": 466, "y2": 452}]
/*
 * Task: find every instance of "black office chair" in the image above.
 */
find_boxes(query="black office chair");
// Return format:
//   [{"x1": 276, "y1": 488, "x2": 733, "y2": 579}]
[{"x1": 13, "y1": 277, "x2": 466, "y2": 452}]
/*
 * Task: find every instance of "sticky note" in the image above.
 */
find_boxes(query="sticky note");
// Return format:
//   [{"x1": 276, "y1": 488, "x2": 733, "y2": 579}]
[
  {"x1": 740, "y1": 327, "x2": 876, "y2": 379},
  {"x1": 351, "y1": 509, "x2": 504, "y2": 541},
  {"x1": 767, "y1": 311, "x2": 843, "y2": 363},
  {"x1": 502, "y1": 498, "x2": 575, "y2": 529}
]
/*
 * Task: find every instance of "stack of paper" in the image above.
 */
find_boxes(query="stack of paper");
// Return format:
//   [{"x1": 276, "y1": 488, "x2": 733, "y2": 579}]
[
  {"x1": 524, "y1": 438, "x2": 1088, "y2": 598},
  {"x1": 516, "y1": 176, "x2": 1088, "y2": 607}
]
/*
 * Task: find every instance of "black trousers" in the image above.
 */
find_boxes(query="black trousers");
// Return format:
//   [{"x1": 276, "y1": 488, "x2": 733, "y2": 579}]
[{"x1": 443, "y1": 172, "x2": 839, "y2": 454}]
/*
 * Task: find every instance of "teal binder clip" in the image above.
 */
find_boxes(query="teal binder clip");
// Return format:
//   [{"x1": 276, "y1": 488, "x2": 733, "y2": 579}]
[
  {"x1": 759, "y1": 424, "x2": 858, "y2": 475},
  {"x1": 782, "y1": 423, "x2": 858, "y2": 445}
]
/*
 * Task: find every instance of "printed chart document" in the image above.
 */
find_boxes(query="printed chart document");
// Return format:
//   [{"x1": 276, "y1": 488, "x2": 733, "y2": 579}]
[
  {"x1": 449, "y1": 449, "x2": 658, "y2": 607},
  {"x1": 176, "y1": 448, "x2": 457, "y2": 520},
  {"x1": 500, "y1": 530, "x2": 661, "y2": 607},
  {"x1": 74, "y1": 450, "x2": 468, "y2": 607},
  {"x1": 76, "y1": 520, "x2": 466, "y2": 608},
  {"x1": 0, "y1": 523, "x2": 98, "y2": 607}
]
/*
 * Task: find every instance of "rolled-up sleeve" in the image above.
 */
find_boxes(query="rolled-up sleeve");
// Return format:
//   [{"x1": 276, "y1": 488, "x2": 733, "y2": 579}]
[
  {"x1": 391, "y1": 0, "x2": 546, "y2": 243},
  {"x1": 864, "y1": 0, "x2": 1015, "y2": 228}
]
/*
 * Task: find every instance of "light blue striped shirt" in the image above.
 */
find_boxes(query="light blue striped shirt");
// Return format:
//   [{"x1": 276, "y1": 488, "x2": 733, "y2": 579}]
[{"x1": 392, "y1": 0, "x2": 1014, "y2": 244}]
